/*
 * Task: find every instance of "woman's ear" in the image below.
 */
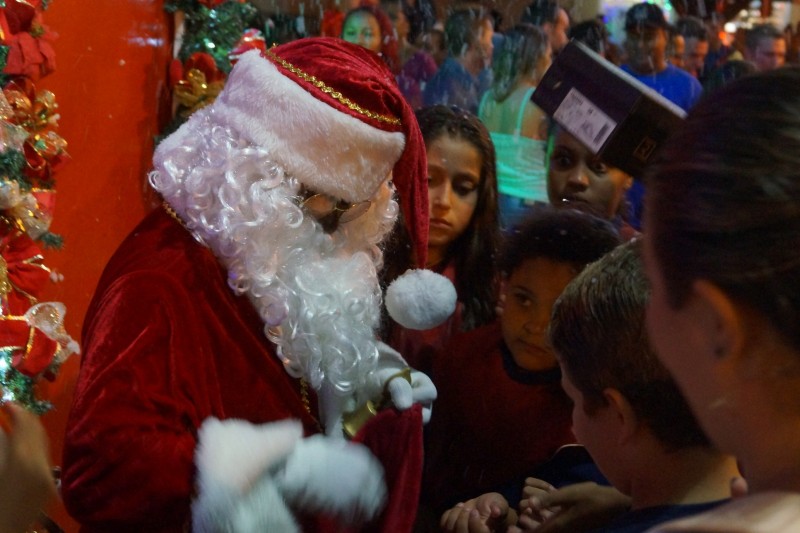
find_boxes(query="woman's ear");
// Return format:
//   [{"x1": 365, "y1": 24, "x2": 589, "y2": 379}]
[{"x1": 691, "y1": 280, "x2": 745, "y2": 362}]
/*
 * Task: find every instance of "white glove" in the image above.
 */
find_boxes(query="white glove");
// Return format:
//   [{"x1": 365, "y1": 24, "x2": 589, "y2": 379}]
[{"x1": 362, "y1": 342, "x2": 438, "y2": 424}]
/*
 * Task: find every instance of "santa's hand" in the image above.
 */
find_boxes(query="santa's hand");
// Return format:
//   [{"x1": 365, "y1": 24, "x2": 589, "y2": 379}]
[
  {"x1": 393, "y1": 368, "x2": 436, "y2": 423},
  {"x1": 369, "y1": 342, "x2": 437, "y2": 423}
]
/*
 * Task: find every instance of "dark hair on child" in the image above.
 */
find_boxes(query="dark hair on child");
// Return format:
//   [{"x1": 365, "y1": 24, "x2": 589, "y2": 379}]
[
  {"x1": 416, "y1": 104, "x2": 500, "y2": 329},
  {"x1": 550, "y1": 240, "x2": 712, "y2": 451},
  {"x1": 499, "y1": 206, "x2": 620, "y2": 277},
  {"x1": 646, "y1": 68, "x2": 800, "y2": 354}
]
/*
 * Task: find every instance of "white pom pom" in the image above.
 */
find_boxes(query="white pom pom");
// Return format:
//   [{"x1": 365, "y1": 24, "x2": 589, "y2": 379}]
[{"x1": 385, "y1": 269, "x2": 457, "y2": 330}]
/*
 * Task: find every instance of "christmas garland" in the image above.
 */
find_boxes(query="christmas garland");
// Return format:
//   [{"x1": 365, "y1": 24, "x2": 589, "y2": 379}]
[
  {"x1": 162, "y1": 0, "x2": 269, "y2": 137},
  {"x1": 0, "y1": 0, "x2": 78, "y2": 413}
]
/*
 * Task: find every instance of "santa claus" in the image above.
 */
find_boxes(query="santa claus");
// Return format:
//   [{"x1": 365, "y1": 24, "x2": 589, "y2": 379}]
[{"x1": 61, "y1": 38, "x2": 450, "y2": 532}]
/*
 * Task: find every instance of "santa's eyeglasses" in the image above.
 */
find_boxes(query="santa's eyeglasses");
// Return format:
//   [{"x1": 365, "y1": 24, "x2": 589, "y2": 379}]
[{"x1": 300, "y1": 190, "x2": 372, "y2": 231}]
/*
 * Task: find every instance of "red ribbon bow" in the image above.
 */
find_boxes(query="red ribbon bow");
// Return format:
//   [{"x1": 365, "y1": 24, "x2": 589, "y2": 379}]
[
  {"x1": 2, "y1": 79, "x2": 68, "y2": 182},
  {"x1": 0, "y1": 314, "x2": 56, "y2": 377}
]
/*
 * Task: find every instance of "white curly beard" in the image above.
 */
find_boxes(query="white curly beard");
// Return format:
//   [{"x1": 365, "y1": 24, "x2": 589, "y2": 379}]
[{"x1": 150, "y1": 114, "x2": 398, "y2": 402}]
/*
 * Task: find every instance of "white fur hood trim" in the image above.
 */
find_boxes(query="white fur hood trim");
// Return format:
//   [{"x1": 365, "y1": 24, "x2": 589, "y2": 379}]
[{"x1": 155, "y1": 49, "x2": 405, "y2": 204}]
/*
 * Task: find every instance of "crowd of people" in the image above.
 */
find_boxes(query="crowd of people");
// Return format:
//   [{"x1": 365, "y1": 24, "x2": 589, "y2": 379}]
[{"x1": 4, "y1": 0, "x2": 800, "y2": 532}]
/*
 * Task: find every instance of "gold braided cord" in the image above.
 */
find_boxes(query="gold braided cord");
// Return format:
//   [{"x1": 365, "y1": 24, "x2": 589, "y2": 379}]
[{"x1": 263, "y1": 48, "x2": 402, "y2": 127}]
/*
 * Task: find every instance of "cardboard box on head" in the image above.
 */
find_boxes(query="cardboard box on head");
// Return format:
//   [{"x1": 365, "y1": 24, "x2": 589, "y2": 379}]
[{"x1": 532, "y1": 41, "x2": 685, "y2": 179}]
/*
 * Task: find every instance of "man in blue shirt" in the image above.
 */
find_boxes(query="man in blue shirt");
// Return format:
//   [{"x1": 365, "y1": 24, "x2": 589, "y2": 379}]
[
  {"x1": 621, "y1": 2, "x2": 702, "y2": 113},
  {"x1": 620, "y1": 2, "x2": 702, "y2": 230}
]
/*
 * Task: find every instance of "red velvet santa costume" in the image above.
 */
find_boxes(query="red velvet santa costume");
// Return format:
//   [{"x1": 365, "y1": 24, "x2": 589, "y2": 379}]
[{"x1": 62, "y1": 39, "x2": 434, "y2": 532}]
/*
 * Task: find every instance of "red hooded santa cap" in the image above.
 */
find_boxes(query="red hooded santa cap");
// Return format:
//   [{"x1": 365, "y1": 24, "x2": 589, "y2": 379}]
[{"x1": 159, "y1": 38, "x2": 429, "y2": 267}]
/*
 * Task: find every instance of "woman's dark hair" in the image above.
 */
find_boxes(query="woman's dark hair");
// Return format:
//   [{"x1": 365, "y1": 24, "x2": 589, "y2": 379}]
[
  {"x1": 646, "y1": 67, "x2": 800, "y2": 353},
  {"x1": 416, "y1": 105, "x2": 501, "y2": 329},
  {"x1": 491, "y1": 24, "x2": 549, "y2": 102}
]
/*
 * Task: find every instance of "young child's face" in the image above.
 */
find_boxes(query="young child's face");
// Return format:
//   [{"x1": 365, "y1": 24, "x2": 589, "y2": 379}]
[
  {"x1": 548, "y1": 130, "x2": 632, "y2": 219},
  {"x1": 426, "y1": 134, "x2": 482, "y2": 266},
  {"x1": 501, "y1": 257, "x2": 577, "y2": 371}
]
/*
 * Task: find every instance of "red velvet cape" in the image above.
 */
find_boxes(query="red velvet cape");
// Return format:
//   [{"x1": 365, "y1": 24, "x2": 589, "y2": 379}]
[{"x1": 62, "y1": 208, "x2": 422, "y2": 532}]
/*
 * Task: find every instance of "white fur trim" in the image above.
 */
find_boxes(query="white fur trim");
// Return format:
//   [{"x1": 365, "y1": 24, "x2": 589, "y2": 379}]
[
  {"x1": 385, "y1": 269, "x2": 458, "y2": 330},
  {"x1": 275, "y1": 435, "x2": 387, "y2": 524},
  {"x1": 195, "y1": 418, "x2": 303, "y2": 494},
  {"x1": 193, "y1": 418, "x2": 305, "y2": 532},
  {"x1": 192, "y1": 422, "x2": 386, "y2": 532},
  {"x1": 193, "y1": 472, "x2": 300, "y2": 533},
  {"x1": 157, "y1": 50, "x2": 405, "y2": 203}
]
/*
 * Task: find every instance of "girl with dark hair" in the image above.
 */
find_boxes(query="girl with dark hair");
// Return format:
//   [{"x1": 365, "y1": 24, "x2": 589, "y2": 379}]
[
  {"x1": 386, "y1": 105, "x2": 501, "y2": 375},
  {"x1": 478, "y1": 24, "x2": 552, "y2": 231},
  {"x1": 643, "y1": 68, "x2": 800, "y2": 530}
]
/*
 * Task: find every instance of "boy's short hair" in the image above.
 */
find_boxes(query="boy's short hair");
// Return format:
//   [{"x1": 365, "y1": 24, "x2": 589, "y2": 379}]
[
  {"x1": 549, "y1": 240, "x2": 711, "y2": 451},
  {"x1": 499, "y1": 207, "x2": 621, "y2": 277},
  {"x1": 746, "y1": 23, "x2": 783, "y2": 52}
]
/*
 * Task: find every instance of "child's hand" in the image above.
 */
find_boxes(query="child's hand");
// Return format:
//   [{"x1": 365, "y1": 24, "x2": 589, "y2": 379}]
[
  {"x1": 441, "y1": 492, "x2": 515, "y2": 533},
  {"x1": 511, "y1": 482, "x2": 630, "y2": 533},
  {"x1": 519, "y1": 478, "x2": 558, "y2": 525},
  {"x1": 0, "y1": 403, "x2": 57, "y2": 533},
  {"x1": 730, "y1": 476, "x2": 748, "y2": 499}
]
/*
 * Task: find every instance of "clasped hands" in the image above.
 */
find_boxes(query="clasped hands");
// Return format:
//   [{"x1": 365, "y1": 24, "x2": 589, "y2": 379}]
[{"x1": 440, "y1": 479, "x2": 631, "y2": 533}]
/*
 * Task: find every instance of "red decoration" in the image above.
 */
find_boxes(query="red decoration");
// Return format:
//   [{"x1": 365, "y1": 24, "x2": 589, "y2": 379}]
[
  {"x1": 0, "y1": 0, "x2": 57, "y2": 82},
  {"x1": 229, "y1": 28, "x2": 266, "y2": 64},
  {"x1": 3, "y1": 78, "x2": 69, "y2": 182},
  {"x1": 198, "y1": 0, "x2": 229, "y2": 7},
  {"x1": 0, "y1": 230, "x2": 50, "y2": 315},
  {"x1": 0, "y1": 315, "x2": 57, "y2": 377},
  {"x1": 169, "y1": 52, "x2": 225, "y2": 90}
]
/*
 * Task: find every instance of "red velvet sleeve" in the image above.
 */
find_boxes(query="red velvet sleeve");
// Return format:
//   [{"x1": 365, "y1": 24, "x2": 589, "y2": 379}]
[{"x1": 62, "y1": 271, "x2": 215, "y2": 532}]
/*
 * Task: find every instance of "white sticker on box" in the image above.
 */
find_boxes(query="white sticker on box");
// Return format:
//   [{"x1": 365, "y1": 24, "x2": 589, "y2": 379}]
[{"x1": 553, "y1": 88, "x2": 617, "y2": 153}]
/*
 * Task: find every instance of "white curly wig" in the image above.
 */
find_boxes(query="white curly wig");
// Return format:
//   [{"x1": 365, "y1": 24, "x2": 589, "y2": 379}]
[{"x1": 149, "y1": 109, "x2": 398, "y2": 395}]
